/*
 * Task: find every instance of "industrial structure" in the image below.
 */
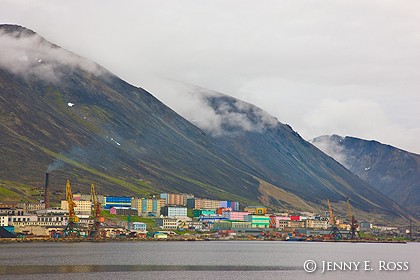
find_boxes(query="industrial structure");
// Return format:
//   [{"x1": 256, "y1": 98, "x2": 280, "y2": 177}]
[
  {"x1": 44, "y1": 173, "x2": 50, "y2": 209},
  {"x1": 88, "y1": 182, "x2": 105, "y2": 238},
  {"x1": 327, "y1": 198, "x2": 342, "y2": 240},
  {"x1": 63, "y1": 180, "x2": 80, "y2": 237},
  {"x1": 346, "y1": 196, "x2": 359, "y2": 239},
  {"x1": 2, "y1": 173, "x2": 415, "y2": 241}
]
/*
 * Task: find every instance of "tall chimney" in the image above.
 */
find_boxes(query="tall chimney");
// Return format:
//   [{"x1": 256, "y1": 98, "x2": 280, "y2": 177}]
[{"x1": 44, "y1": 173, "x2": 50, "y2": 209}]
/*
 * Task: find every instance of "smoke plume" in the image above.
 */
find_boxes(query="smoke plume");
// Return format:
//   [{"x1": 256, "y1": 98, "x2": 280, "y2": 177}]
[{"x1": 46, "y1": 159, "x2": 65, "y2": 173}]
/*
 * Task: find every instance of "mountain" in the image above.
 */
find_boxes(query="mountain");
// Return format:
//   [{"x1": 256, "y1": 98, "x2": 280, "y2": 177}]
[
  {"x1": 169, "y1": 89, "x2": 417, "y2": 222},
  {"x1": 0, "y1": 24, "x2": 416, "y2": 223},
  {"x1": 312, "y1": 135, "x2": 420, "y2": 216},
  {"x1": 0, "y1": 24, "x2": 262, "y2": 204}
]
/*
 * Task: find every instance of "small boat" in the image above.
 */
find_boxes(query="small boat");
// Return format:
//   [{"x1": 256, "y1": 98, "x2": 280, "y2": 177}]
[{"x1": 286, "y1": 236, "x2": 306, "y2": 241}]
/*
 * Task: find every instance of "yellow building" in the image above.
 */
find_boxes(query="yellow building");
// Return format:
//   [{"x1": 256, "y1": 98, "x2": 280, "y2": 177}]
[
  {"x1": 61, "y1": 200, "x2": 91, "y2": 215},
  {"x1": 305, "y1": 219, "x2": 329, "y2": 229},
  {"x1": 287, "y1": 220, "x2": 305, "y2": 228},
  {"x1": 131, "y1": 198, "x2": 166, "y2": 216},
  {"x1": 244, "y1": 206, "x2": 267, "y2": 215}
]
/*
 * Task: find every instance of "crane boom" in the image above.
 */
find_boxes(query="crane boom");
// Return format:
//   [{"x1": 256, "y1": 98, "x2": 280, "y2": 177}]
[
  {"x1": 90, "y1": 182, "x2": 103, "y2": 221},
  {"x1": 346, "y1": 196, "x2": 359, "y2": 239},
  {"x1": 326, "y1": 198, "x2": 342, "y2": 240},
  {"x1": 66, "y1": 180, "x2": 79, "y2": 223},
  {"x1": 63, "y1": 180, "x2": 80, "y2": 237},
  {"x1": 90, "y1": 182, "x2": 97, "y2": 217},
  {"x1": 346, "y1": 196, "x2": 353, "y2": 222},
  {"x1": 327, "y1": 198, "x2": 335, "y2": 225},
  {"x1": 89, "y1": 182, "x2": 104, "y2": 238}
]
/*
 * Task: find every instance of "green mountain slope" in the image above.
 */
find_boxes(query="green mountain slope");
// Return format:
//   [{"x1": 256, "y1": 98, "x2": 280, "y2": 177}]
[
  {"x1": 0, "y1": 24, "x2": 260, "y2": 203},
  {"x1": 0, "y1": 24, "x2": 416, "y2": 223}
]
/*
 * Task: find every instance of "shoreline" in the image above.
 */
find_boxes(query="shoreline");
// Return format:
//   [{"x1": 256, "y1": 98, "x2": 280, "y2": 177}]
[{"x1": 0, "y1": 237, "x2": 409, "y2": 244}]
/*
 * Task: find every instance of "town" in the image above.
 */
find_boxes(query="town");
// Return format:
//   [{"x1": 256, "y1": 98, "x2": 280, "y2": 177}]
[{"x1": 0, "y1": 176, "x2": 417, "y2": 242}]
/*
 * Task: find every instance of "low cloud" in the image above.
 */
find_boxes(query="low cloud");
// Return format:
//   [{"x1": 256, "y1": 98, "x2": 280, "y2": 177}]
[
  {"x1": 0, "y1": 26, "x2": 104, "y2": 83},
  {"x1": 311, "y1": 135, "x2": 349, "y2": 168},
  {"x1": 1, "y1": 2, "x2": 419, "y2": 153},
  {"x1": 142, "y1": 78, "x2": 278, "y2": 136},
  {"x1": 303, "y1": 98, "x2": 420, "y2": 154}
]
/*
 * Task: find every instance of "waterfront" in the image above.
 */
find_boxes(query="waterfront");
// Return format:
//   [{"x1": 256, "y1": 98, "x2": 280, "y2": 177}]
[{"x1": 0, "y1": 241, "x2": 419, "y2": 280}]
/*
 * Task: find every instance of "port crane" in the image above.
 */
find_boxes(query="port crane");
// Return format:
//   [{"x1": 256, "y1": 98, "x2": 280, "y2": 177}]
[
  {"x1": 346, "y1": 196, "x2": 359, "y2": 239},
  {"x1": 63, "y1": 180, "x2": 80, "y2": 237},
  {"x1": 88, "y1": 182, "x2": 105, "y2": 238},
  {"x1": 327, "y1": 198, "x2": 342, "y2": 240}
]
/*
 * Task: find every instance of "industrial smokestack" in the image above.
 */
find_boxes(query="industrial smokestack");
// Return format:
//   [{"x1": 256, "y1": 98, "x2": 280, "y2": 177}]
[{"x1": 44, "y1": 173, "x2": 50, "y2": 209}]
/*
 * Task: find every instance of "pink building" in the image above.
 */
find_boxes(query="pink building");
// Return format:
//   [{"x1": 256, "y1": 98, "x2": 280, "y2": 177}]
[
  {"x1": 110, "y1": 207, "x2": 117, "y2": 215},
  {"x1": 274, "y1": 216, "x2": 291, "y2": 228},
  {"x1": 222, "y1": 211, "x2": 250, "y2": 221},
  {"x1": 276, "y1": 216, "x2": 291, "y2": 221}
]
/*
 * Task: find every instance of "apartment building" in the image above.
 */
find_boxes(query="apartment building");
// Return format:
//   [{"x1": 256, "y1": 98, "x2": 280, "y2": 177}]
[{"x1": 186, "y1": 198, "x2": 220, "y2": 210}]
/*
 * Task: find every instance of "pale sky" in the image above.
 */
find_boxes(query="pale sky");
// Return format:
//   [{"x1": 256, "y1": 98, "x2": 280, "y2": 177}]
[{"x1": 1, "y1": 0, "x2": 420, "y2": 153}]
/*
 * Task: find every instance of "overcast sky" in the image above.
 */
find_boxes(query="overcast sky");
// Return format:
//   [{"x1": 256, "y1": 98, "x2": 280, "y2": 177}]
[{"x1": 2, "y1": 0, "x2": 420, "y2": 153}]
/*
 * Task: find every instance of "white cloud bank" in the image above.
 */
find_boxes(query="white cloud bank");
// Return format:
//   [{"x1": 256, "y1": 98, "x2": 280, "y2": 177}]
[
  {"x1": 303, "y1": 98, "x2": 420, "y2": 155},
  {"x1": 1, "y1": 1, "x2": 420, "y2": 153},
  {"x1": 0, "y1": 27, "x2": 104, "y2": 83},
  {"x1": 310, "y1": 135, "x2": 349, "y2": 168},
  {"x1": 144, "y1": 79, "x2": 278, "y2": 136}
]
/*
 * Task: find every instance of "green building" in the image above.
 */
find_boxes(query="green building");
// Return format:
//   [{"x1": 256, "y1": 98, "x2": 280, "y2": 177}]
[
  {"x1": 244, "y1": 215, "x2": 270, "y2": 228},
  {"x1": 214, "y1": 220, "x2": 252, "y2": 230},
  {"x1": 193, "y1": 209, "x2": 215, "y2": 217}
]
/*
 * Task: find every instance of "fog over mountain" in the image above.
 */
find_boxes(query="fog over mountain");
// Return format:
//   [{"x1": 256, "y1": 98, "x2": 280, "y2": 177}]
[
  {"x1": 1, "y1": 1, "x2": 420, "y2": 154},
  {"x1": 0, "y1": 25, "x2": 417, "y2": 224},
  {"x1": 0, "y1": 25, "x2": 104, "y2": 82},
  {"x1": 312, "y1": 135, "x2": 420, "y2": 216}
]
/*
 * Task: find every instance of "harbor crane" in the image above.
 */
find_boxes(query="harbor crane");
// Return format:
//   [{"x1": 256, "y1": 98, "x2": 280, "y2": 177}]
[
  {"x1": 327, "y1": 198, "x2": 342, "y2": 240},
  {"x1": 63, "y1": 180, "x2": 80, "y2": 237},
  {"x1": 89, "y1": 182, "x2": 105, "y2": 238},
  {"x1": 346, "y1": 196, "x2": 359, "y2": 239}
]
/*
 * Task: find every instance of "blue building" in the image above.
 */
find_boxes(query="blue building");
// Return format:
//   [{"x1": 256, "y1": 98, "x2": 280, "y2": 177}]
[
  {"x1": 198, "y1": 216, "x2": 228, "y2": 223},
  {"x1": 132, "y1": 222, "x2": 147, "y2": 231},
  {"x1": 103, "y1": 196, "x2": 132, "y2": 209},
  {"x1": 220, "y1": 201, "x2": 240, "y2": 211}
]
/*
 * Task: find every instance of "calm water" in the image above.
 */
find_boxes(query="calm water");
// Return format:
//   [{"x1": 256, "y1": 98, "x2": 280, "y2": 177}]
[{"x1": 0, "y1": 241, "x2": 419, "y2": 280}]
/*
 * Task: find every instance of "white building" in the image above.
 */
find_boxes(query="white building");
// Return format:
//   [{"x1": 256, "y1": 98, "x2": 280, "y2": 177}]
[
  {"x1": 178, "y1": 220, "x2": 204, "y2": 230},
  {"x1": 17, "y1": 203, "x2": 46, "y2": 213},
  {"x1": 61, "y1": 200, "x2": 92, "y2": 215},
  {"x1": 155, "y1": 218, "x2": 178, "y2": 230},
  {"x1": 305, "y1": 219, "x2": 329, "y2": 229},
  {"x1": 0, "y1": 215, "x2": 9, "y2": 226},
  {"x1": 0, "y1": 208, "x2": 25, "y2": 216},
  {"x1": 4, "y1": 215, "x2": 38, "y2": 225},
  {"x1": 37, "y1": 214, "x2": 68, "y2": 225},
  {"x1": 161, "y1": 206, "x2": 188, "y2": 218}
]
